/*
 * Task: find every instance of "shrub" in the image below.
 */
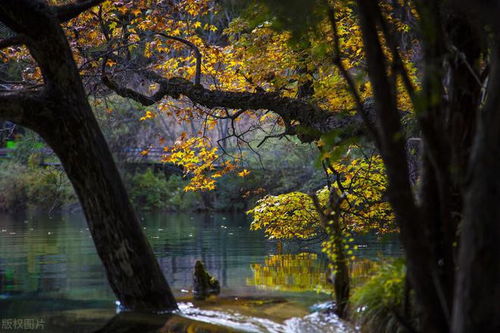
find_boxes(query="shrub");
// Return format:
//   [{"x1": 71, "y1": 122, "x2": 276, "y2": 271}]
[
  {"x1": 164, "y1": 174, "x2": 203, "y2": 211},
  {"x1": 0, "y1": 161, "x2": 76, "y2": 212},
  {"x1": 127, "y1": 169, "x2": 202, "y2": 211},
  {"x1": 0, "y1": 162, "x2": 28, "y2": 212},
  {"x1": 26, "y1": 167, "x2": 76, "y2": 211},
  {"x1": 351, "y1": 259, "x2": 417, "y2": 333}
]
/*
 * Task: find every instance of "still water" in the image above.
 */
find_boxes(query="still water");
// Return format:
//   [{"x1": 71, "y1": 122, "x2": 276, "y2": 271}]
[{"x1": 0, "y1": 212, "x2": 400, "y2": 332}]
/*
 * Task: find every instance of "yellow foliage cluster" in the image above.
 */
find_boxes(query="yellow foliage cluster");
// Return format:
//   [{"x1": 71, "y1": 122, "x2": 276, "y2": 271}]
[
  {"x1": 329, "y1": 155, "x2": 395, "y2": 233},
  {"x1": 0, "y1": 0, "x2": 419, "y2": 194},
  {"x1": 248, "y1": 192, "x2": 321, "y2": 240},
  {"x1": 248, "y1": 155, "x2": 396, "y2": 240},
  {"x1": 161, "y1": 136, "x2": 237, "y2": 191}
]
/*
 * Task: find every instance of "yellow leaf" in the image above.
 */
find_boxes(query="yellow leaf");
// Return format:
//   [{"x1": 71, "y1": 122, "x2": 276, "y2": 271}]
[{"x1": 238, "y1": 169, "x2": 250, "y2": 177}]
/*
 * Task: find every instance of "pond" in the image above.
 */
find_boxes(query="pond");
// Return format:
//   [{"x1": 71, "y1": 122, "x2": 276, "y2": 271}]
[{"x1": 0, "y1": 212, "x2": 400, "y2": 332}]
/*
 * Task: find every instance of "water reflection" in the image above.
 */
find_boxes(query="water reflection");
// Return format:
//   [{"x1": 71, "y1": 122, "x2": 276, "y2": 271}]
[
  {"x1": 0, "y1": 211, "x2": 399, "y2": 332},
  {"x1": 248, "y1": 253, "x2": 332, "y2": 293},
  {"x1": 246, "y1": 254, "x2": 386, "y2": 294}
]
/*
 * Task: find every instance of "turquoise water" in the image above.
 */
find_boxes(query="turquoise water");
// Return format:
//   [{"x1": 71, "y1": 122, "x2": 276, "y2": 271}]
[{"x1": 0, "y1": 212, "x2": 399, "y2": 332}]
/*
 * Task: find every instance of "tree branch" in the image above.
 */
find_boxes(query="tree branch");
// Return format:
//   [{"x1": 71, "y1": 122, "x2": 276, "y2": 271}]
[
  {"x1": 54, "y1": 0, "x2": 106, "y2": 23},
  {"x1": 326, "y1": 3, "x2": 378, "y2": 141},
  {"x1": 0, "y1": 90, "x2": 42, "y2": 125},
  {"x1": 0, "y1": 35, "x2": 26, "y2": 49},
  {"x1": 103, "y1": 71, "x2": 369, "y2": 142},
  {"x1": 154, "y1": 33, "x2": 202, "y2": 86}
]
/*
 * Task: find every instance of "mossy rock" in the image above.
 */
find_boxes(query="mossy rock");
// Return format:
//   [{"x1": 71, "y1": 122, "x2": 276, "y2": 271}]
[{"x1": 193, "y1": 260, "x2": 220, "y2": 300}]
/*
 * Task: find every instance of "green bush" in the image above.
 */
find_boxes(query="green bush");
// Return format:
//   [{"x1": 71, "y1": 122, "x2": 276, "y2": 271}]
[
  {"x1": 212, "y1": 173, "x2": 249, "y2": 211},
  {"x1": 26, "y1": 167, "x2": 76, "y2": 211},
  {"x1": 0, "y1": 161, "x2": 76, "y2": 212},
  {"x1": 351, "y1": 259, "x2": 417, "y2": 333},
  {"x1": 164, "y1": 175, "x2": 203, "y2": 211},
  {"x1": 0, "y1": 162, "x2": 28, "y2": 212},
  {"x1": 127, "y1": 169, "x2": 202, "y2": 211}
]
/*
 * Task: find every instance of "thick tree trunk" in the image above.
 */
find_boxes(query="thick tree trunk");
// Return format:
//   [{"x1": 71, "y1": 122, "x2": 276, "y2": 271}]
[
  {"x1": 453, "y1": 111, "x2": 500, "y2": 333},
  {"x1": 452, "y1": 41, "x2": 500, "y2": 333},
  {"x1": 34, "y1": 99, "x2": 178, "y2": 311},
  {"x1": 356, "y1": 2, "x2": 449, "y2": 331},
  {"x1": 0, "y1": 0, "x2": 177, "y2": 311}
]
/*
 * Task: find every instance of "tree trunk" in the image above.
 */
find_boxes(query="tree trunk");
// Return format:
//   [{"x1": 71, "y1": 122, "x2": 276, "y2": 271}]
[
  {"x1": 452, "y1": 39, "x2": 500, "y2": 333},
  {"x1": 0, "y1": 0, "x2": 177, "y2": 311},
  {"x1": 36, "y1": 99, "x2": 177, "y2": 311},
  {"x1": 331, "y1": 218, "x2": 350, "y2": 319}
]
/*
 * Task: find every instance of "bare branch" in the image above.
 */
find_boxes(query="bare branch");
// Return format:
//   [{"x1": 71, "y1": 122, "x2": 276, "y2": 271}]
[
  {"x1": 0, "y1": 90, "x2": 42, "y2": 125},
  {"x1": 257, "y1": 131, "x2": 287, "y2": 148}
]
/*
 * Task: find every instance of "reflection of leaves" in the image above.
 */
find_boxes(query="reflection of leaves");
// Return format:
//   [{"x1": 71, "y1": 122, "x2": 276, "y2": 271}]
[
  {"x1": 248, "y1": 254, "x2": 382, "y2": 295},
  {"x1": 247, "y1": 253, "x2": 332, "y2": 293}
]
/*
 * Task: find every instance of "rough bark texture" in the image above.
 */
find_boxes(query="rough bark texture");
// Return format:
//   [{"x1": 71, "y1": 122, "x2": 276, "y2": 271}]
[
  {"x1": 0, "y1": 0, "x2": 177, "y2": 311},
  {"x1": 452, "y1": 36, "x2": 500, "y2": 333},
  {"x1": 357, "y1": 2, "x2": 448, "y2": 331}
]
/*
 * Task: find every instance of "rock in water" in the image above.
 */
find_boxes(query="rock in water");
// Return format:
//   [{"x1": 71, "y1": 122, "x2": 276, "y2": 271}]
[{"x1": 193, "y1": 260, "x2": 220, "y2": 300}]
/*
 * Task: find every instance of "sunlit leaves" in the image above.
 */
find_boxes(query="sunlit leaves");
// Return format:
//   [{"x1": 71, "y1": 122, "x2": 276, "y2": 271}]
[
  {"x1": 139, "y1": 110, "x2": 155, "y2": 121},
  {"x1": 247, "y1": 192, "x2": 321, "y2": 239},
  {"x1": 328, "y1": 155, "x2": 396, "y2": 233},
  {"x1": 161, "y1": 136, "x2": 237, "y2": 191},
  {"x1": 248, "y1": 155, "x2": 395, "y2": 242},
  {"x1": 0, "y1": 0, "x2": 421, "y2": 197},
  {"x1": 238, "y1": 169, "x2": 250, "y2": 177}
]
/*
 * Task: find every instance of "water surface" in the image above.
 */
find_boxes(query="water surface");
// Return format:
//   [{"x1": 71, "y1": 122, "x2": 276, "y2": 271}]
[{"x1": 0, "y1": 212, "x2": 399, "y2": 332}]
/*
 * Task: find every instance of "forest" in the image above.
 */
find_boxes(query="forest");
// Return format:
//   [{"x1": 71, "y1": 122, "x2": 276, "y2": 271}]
[{"x1": 0, "y1": 0, "x2": 499, "y2": 332}]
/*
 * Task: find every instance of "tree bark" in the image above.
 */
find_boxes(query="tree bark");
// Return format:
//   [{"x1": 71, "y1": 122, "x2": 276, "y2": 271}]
[
  {"x1": 356, "y1": 1, "x2": 449, "y2": 331},
  {"x1": 0, "y1": 0, "x2": 177, "y2": 311},
  {"x1": 36, "y1": 97, "x2": 177, "y2": 311},
  {"x1": 452, "y1": 36, "x2": 500, "y2": 333},
  {"x1": 331, "y1": 217, "x2": 350, "y2": 319}
]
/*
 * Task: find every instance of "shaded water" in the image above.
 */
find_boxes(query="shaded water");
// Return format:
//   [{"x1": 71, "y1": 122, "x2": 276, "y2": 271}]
[{"x1": 0, "y1": 212, "x2": 400, "y2": 332}]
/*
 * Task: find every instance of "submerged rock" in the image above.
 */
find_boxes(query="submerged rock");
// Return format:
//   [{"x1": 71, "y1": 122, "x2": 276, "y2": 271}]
[{"x1": 193, "y1": 260, "x2": 220, "y2": 300}]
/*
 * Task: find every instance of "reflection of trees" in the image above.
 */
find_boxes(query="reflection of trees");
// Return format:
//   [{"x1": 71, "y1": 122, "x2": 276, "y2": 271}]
[
  {"x1": 0, "y1": 214, "x2": 111, "y2": 300},
  {"x1": 247, "y1": 253, "x2": 332, "y2": 293},
  {"x1": 248, "y1": 253, "x2": 378, "y2": 293},
  {"x1": 349, "y1": 259, "x2": 378, "y2": 288}
]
